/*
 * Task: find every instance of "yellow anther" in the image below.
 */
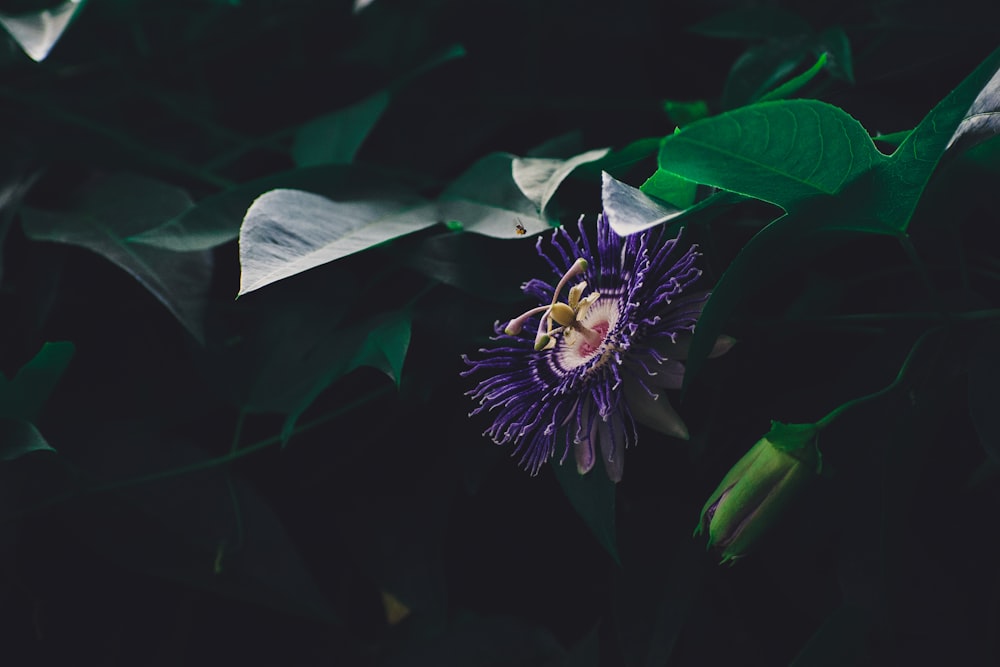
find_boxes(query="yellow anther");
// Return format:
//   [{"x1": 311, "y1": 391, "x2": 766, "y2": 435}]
[{"x1": 549, "y1": 302, "x2": 576, "y2": 327}]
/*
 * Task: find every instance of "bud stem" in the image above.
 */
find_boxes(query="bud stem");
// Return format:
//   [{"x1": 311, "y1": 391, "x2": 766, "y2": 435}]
[{"x1": 815, "y1": 325, "x2": 945, "y2": 430}]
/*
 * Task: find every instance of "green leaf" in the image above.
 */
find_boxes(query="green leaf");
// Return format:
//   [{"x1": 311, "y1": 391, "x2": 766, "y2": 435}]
[
  {"x1": 658, "y1": 99, "x2": 887, "y2": 210},
  {"x1": 0, "y1": 341, "x2": 74, "y2": 421},
  {"x1": 0, "y1": 418, "x2": 56, "y2": 461},
  {"x1": 0, "y1": 0, "x2": 86, "y2": 62},
  {"x1": 291, "y1": 90, "x2": 391, "y2": 167},
  {"x1": 512, "y1": 147, "x2": 609, "y2": 217},
  {"x1": 436, "y1": 153, "x2": 549, "y2": 238},
  {"x1": 757, "y1": 52, "x2": 827, "y2": 103},
  {"x1": 237, "y1": 187, "x2": 435, "y2": 295},
  {"x1": 551, "y1": 458, "x2": 620, "y2": 565},
  {"x1": 20, "y1": 173, "x2": 212, "y2": 343}
]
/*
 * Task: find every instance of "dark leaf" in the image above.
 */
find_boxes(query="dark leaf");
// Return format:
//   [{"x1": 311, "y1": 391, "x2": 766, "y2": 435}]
[
  {"x1": 789, "y1": 605, "x2": 870, "y2": 667},
  {"x1": 381, "y1": 611, "x2": 565, "y2": 667},
  {"x1": 73, "y1": 429, "x2": 337, "y2": 623},
  {"x1": 0, "y1": 340, "x2": 74, "y2": 421},
  {"x1": 292, "y1": 90, "x2": 391, "y2": 167},
  {"x1": 721, "y1": 37, "x2": 809, "y2": 109},
  {"x1": 551, "y1": 458, "x2": 620, "y2": 564},
  {"x1": 969, "y1": 320, "x2": 1000, "y2": 461},
  {"x1": 688, "y1": 7, "x2": 811, "y2": 41},
  {"x1": 0, "y1": 418, "x2": 55, "y2": 461},
  {"x1": 20, "y1": 173, "x2": 212, "y2": 343}
]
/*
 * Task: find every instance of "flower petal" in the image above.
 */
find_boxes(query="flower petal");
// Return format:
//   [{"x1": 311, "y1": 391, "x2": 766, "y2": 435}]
[
  {"x1": 596, "y1": 418, "x2": 625, "y2": 482},
  {"x1": 623, "y1": 378, "x2": 690, "y2": 440},
  {"x1": 646, "y1": 359, "x2": 686, "y2": 390},
  {"x1": 575, "y1": 435, "x2": 596, "y2": 474}
]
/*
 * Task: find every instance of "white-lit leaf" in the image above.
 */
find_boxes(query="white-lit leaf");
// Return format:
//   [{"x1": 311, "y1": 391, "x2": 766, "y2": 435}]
[
  {"x1": 0, "y1": 0, "x2": 85, "y2": 62},
  {"x1": 238, "y1": 188, "x2": 435, "y2": 295},
  {"x1": 437, "y1": 153, "x2": 547, "y2": 238},
  {"x1": 946, "y1": 63, "x2": 1000, "y2": 155},
  {"x1": 601, "y1": 172, "x2": 684, "y2": 235},
  {"x1": 512, "y1": 147, "x2": 609, "y2": 216}
]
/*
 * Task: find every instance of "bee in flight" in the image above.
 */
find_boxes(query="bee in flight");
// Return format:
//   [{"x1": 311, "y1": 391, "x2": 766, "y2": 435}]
[{"x1": 514, "y1": 219, "x2": 527, "y2": 236}]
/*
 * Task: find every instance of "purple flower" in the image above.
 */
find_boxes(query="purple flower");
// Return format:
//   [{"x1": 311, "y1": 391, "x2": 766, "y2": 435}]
[{"x1": 462, "y1": 213, "x2": 732, "y2": 482}]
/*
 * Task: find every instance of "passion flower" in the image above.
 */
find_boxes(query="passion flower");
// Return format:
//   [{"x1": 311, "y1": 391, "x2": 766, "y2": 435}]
[{"x1": 462, "y1": 213, "x2": 732, "y2": 481}]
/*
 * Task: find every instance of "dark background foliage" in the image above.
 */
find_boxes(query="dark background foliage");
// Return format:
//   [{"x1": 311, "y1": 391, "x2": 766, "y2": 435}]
[{"x1": 1, "y1": 0, "x2": 999, "y2": 665}]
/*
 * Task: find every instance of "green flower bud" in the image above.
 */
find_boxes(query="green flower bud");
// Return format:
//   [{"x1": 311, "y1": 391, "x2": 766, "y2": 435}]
[{"x1": 695, "y1": 421, "x2": 822, "y2": 564}]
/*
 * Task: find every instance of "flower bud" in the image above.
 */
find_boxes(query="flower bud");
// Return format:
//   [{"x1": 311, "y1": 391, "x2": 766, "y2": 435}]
[{"x1": 695, "y1": 421, "x2": 821, "y2": 564}]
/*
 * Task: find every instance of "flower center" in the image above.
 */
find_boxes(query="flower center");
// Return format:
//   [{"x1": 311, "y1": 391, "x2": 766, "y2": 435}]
[
  {"x1": 557, "y1": 296, "x2": 620, "y2": 370},
  {"x1": 503, "y1": 258, "x2": 602, "y2": 351},
  {"x1": 576, "y1": 320, "x2": 610, "y2": 358}
]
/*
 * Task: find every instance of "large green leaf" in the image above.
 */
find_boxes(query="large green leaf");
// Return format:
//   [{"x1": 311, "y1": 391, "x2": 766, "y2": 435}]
[
  {"x1": 20, "y1": 173, "x2": 212, "y2": 343},
  {"x1": 0, "y1": 341, "x2": 74, "y2": 421},
  {"x1": 237, "y1": 187, "x2": 436, "y2": 295},
  {"x1": 658, "y1": 100, "x2": 887, "y2": 210}
]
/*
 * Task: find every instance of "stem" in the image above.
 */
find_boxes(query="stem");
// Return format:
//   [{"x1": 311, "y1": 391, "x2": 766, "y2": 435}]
[{"x1": 816, "y1": 326, "x2": 943, "y2": 429}]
